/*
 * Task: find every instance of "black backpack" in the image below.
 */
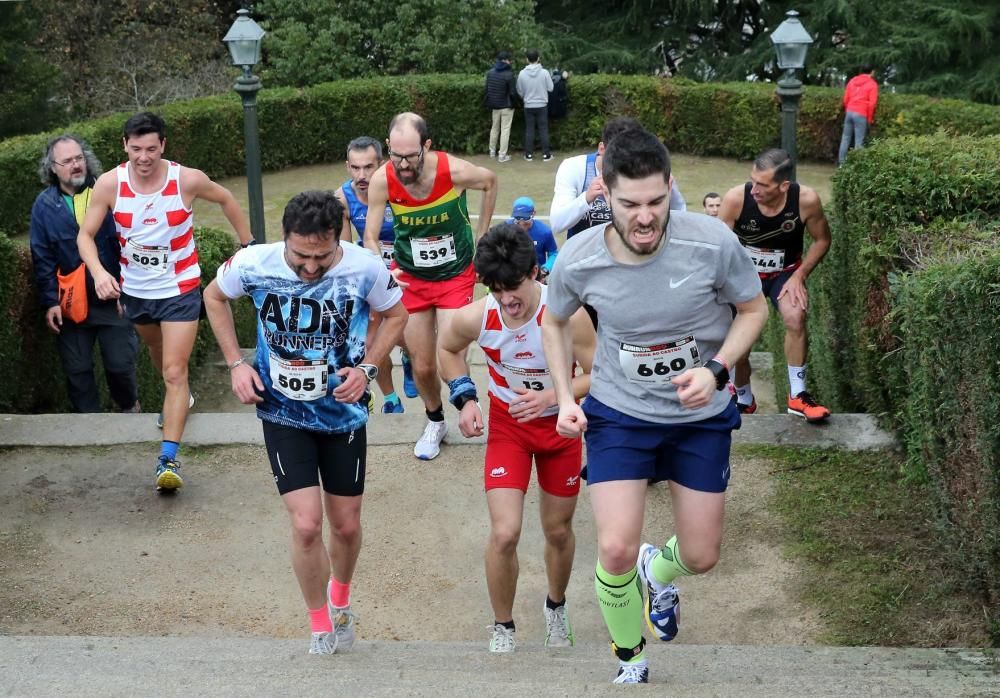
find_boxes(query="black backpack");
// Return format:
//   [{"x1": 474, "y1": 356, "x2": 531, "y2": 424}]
[{"x1": 548, "y1": 69, "x2": 569, "y2": 119}]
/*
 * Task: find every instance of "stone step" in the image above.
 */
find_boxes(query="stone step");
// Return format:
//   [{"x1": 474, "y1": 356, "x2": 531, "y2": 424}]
[
  {"x1": 0, "y1": 411, "x2": 895, "y2": 450},
  {"x1": 1, "y1": 636, "x2": 993, "y2": 696}
]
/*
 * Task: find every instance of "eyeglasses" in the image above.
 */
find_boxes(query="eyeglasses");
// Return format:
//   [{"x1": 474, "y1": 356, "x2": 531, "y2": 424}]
[
  {"x1": 513, "y1": 215, "x2": 533, "y2": 221},
  {"x1": 55, "y1": 155, "x2": 85, "y2": 168},
  {"x1": 387, "y1": 149, "x2": 424, "y2": 166}
]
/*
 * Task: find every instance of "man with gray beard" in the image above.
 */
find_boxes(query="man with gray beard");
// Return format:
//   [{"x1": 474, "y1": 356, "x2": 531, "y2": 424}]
[{"x1": 29, "y1": 134, "x2": 139, "y2": 413}]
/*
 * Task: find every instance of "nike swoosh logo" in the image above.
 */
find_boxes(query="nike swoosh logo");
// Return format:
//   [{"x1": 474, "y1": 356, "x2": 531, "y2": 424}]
[{"x1": 669, "y1": 273, "x2": 694, "y2": 288}]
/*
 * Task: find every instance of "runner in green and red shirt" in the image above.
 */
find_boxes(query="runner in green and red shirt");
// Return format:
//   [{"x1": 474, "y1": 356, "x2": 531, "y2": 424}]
[{"x1": 363, "y1": 112, "x2": 498, "y2": 460}]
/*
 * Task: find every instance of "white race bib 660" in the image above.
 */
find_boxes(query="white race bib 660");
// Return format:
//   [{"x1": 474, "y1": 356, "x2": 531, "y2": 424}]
[
  {"x1": 411, "y1": 234, "x2": 457, "y2": 267},
  {"x1": 745, "y1": 245, "x2": 785, "y2": 273},
  {"x1": 501, "y1": 363, "x2": 553, "y2": 392},
  {"x1": 268, "y1": 354, "x2": 328, "y2": 401},
  {"x1": 126, "y1": 239, "x2": 169, "y2": 273},
  {"x1": 619, "y1": 336, "x2": 701, "y2": 384}
]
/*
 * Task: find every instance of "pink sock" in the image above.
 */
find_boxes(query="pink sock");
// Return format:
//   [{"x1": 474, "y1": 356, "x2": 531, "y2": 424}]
[
  {"x1": 328, "y1": 577, "x2": 351, "y2": 608},
  {"x1": 308, "y1": 606, "x2": 332, "y2": 634}
]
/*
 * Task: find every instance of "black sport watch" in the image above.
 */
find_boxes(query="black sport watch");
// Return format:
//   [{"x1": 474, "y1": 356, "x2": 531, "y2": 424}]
[
  {"x1": 705, "y1": 358, "x2": 730, "y2": 391},
  {"x1": 357, "y1": 363, "x2": 378, "y2": 383}
]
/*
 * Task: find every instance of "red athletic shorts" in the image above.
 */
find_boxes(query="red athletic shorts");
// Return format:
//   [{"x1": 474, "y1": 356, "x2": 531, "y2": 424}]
[
  {"x1": 484, "y1": 396, "x2": 583, "y2": 497},
  {"x1": 394, "y1": 263, "x2": 476, "y2": 314}
]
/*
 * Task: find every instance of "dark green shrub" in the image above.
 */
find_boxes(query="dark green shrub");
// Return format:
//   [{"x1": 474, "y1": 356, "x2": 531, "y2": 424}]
[
  {"x1": 894, "y1": 252, "x2": 1000, "y2": 624},
  {"x1": 810, "y1": 136, "x2": 1000, "y2": 420},
  {"x1": 0, "y1": 226, "x2": 253, "y2": 413},
  {"x1": 3, "y1": 75, "x2": 998, "y2": 237}
]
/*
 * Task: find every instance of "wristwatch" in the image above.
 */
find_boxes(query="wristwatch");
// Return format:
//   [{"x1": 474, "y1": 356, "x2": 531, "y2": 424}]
[
  {"x1": 705, "y1": 358, "x2": 730, "y2": 391},
  {"x1": 357, "y1": 363, "x2": 378, "y2": 383}
]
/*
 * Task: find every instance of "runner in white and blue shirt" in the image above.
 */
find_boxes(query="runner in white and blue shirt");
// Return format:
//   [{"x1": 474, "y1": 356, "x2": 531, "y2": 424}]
[{"x1": 203, "y1": 190, "x2": 407, "y2": 657}]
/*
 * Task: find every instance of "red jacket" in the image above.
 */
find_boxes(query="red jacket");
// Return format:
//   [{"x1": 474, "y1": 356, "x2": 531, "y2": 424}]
[{"x1": 843, "y1": 73, "x2": 879, "y2": 124}]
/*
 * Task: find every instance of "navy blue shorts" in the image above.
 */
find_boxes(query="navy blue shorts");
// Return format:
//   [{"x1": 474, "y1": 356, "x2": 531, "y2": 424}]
[
  {"x1": 582, "y1": 396, "x2": 740, "y2": 493},
  {"x1": 760, "y1": 269, "x2": 796, "y2": 309},
  {"x1": 121, "y1": 288, "x2": 202, "y2": 325}
]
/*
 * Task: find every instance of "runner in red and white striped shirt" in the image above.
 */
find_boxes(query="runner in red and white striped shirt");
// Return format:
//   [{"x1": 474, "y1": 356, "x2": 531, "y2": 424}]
[{"x1": 78, "y1": 112, "x2": 253, "y2": 493}]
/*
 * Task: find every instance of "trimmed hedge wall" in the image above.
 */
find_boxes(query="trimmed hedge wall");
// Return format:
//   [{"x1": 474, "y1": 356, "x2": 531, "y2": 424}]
[
  {"x1": 2, "y1": 75, "x2": 999, "y2": 237},
  {"x1": 811, "y1": 136, "x2": 1000, "y2": 420},
  {"x1": 809, "y1": 136, "x2": 1000, "y2": 632},
  {"x1": 0, "y1": 226, "x2": 255, "y2": 413},
  {"x1": 894, "y1": 253, "x2": 1000, "y2": 619}
]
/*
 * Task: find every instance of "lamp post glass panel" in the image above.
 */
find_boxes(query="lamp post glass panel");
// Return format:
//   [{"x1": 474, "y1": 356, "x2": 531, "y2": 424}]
[
  {"x1": 223, "y1": 9, "x2": 266, "y2": 243},
  {"x1": 770, "y1": 10, "x2": 813, "y2": 182}
]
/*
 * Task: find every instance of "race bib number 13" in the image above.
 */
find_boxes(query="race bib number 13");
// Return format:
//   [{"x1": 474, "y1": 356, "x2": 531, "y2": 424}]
[
  {"x1": 618, "y1": 336, "x2": 701, "y2": 384},
  {"x1": 500, "y1": 363, "x2": 553, "y2": 392},
  {"x1": 268, "y1": 354, "x2": 328, "y2": 401}
]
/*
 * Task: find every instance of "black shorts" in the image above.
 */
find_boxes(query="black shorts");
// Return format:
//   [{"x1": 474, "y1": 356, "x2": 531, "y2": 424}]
[
  {"x1": 760, "y1": 269, "x2": 796, "y2": 309},
  {"x1": 261, "y1": 421, "x2": 367, "y2": 496},
  {"x1": 121, "y1": 288, "x2": 202, "y2": 325}
]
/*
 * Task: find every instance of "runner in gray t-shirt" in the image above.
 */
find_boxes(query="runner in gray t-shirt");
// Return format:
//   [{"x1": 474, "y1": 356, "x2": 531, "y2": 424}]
[{"x1": 541, "y1": 127, "x2": 767, "y2": 685}]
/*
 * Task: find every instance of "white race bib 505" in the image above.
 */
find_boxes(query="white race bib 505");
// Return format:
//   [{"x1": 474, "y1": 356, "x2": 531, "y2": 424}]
[{"x1": 268, "y1": 353, "x2": 328, "y2": 401}]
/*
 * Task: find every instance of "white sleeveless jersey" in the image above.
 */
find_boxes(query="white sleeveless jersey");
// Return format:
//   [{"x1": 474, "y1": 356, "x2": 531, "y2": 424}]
[
  {"x1": 477, "y1": 283, "x2": 558, "y2": 417},
  {"x1": 113, "y1": 161, "x2": 200, "y2": 299}
]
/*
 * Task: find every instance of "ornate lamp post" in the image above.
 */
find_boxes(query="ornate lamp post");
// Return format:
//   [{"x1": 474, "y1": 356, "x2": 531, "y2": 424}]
[
  {"x1": 223, "y1": 8, "x2": 266, "y2": 243},
  {"x1": 770, "y1": 10, "x2": 813, "y2": 182}
]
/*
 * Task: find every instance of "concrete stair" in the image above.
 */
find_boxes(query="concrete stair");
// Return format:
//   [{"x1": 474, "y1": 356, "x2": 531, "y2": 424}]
[{"x1": 1, "y1": 636, "x2": 995, "y2": 696}]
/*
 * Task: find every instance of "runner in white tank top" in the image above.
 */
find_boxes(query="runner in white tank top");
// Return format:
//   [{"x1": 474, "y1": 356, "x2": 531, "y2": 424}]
[
  {"x1": 77, "y1": 111, "x2": 253, "y2": 494},
  {"x1": 114, "y1": 160, "x2": 200, "y2": 299},
  {"x1": 477, "y1": 284, "x2": 559, "y2": 418},
  {"x1": 438, "y1": 224, "x2": 596, "y2": 654}
]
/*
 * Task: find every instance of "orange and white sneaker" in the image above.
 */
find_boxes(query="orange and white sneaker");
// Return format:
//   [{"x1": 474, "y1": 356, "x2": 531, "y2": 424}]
[
  {"x1": 737, "y1": 397, "x2": 757, "y2": 415},
  {"x1": 787, "y1": 391, "x2": 831, "y2": 422}
]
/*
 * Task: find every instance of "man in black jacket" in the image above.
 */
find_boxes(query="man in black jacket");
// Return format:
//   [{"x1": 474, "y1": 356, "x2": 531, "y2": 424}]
[
  {"x1": 485, "y1": 50, "x2": 516, "y2": 163},
  {"x1": 29, "y1": 134, "x2": 139, "y2": 413}
]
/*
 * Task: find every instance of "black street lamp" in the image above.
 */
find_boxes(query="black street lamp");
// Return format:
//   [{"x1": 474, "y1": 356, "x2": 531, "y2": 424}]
[
  {"x1": 223, "y1": 8, "x2": 267, "y2": 244},
  {"x1": 770, "y1": 10, "x2": 813, "y2": 182}
]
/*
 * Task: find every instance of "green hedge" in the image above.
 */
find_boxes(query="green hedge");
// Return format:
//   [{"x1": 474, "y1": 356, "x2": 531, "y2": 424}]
[
  {"x1": 894, "y1": 253, "x2": 1000, "y2": 617},
  {"x1": 3, "y1": 75, "x2": 999, "y2": 237},
  {"x1": 810, "y1": 136, "x2": 1000, "y2": 420},
  {"x1": 0, "y1": 226, "x2": 255, "y2": 413}
]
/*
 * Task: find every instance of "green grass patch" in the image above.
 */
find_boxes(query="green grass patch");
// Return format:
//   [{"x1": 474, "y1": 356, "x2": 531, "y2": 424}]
[{"x1": 738, "y1": 444, "x2": 996, "y2": 648}]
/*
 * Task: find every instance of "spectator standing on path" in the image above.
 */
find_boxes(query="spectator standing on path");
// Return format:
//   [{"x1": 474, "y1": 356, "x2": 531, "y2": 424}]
[
  {"x1": 30, "y1": 134, "x2": 140, "y2": 414},
  {"x1": 485, "y1": 50, "x2": 517, "y2": 164},
  {"x1": 204, "y1": 190, "x2": 407, "y2": 657},
  {"x1": 439, "y1": 224, "x2": 596, "y2": 654},
  {"x1": 838, "y1": 64, "x2": 879, "y2": 164},
  {"x1": 702, "y1": 192, "x2": 722, "y2": 217},
  {"x1": 516, "y1": 49, "x2": 554, "y2": 162},
  {"x1": 541, "y1": 127, "x2": 767, "y2": 684},
  {"x1": 78, "y1": 111, "x2": 253, "y2": 493},
  {"x1": 718, "y1": 148, "x2": 832, "y2": 422},
  {"x1": 507, "y1": 196, "x2": 558, "y2": 281}
]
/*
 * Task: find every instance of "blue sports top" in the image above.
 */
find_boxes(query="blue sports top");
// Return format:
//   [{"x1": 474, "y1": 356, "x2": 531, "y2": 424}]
[
  {"x1": 341, "y1": 181, "x2": 395, "y2": 242},
  {"x1": 215, "y1": 241, "x2": 402, "y2": 433}
]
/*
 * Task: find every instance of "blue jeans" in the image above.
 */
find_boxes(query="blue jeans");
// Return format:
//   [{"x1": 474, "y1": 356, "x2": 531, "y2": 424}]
[{"x1": 838, "y1": 111, "x2": 868, "y2": 164}]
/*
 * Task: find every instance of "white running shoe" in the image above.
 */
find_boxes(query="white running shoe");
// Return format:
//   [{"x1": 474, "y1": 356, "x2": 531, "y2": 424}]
[
  {"x1": 308, "y1": 631, "x2": 338, "y2": 655},
  {"x1": 156, "y1": 393, "x2": 195, "y2": 429},
  {"x1": 543, "y1": 602, "x2": 575, "y2": 647},
  {"x1": 613, "y1": 659, "x2": 649, "y2": 684},
  {"x1": 488, "y1": 623, "x2": 515, "y2": 653},
  {"x1": 331, "y1": 607, "x2": 356, "y2": 650},
  {"x1": 414, "y1": 420, "x2": 448, "y2": 460}
]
